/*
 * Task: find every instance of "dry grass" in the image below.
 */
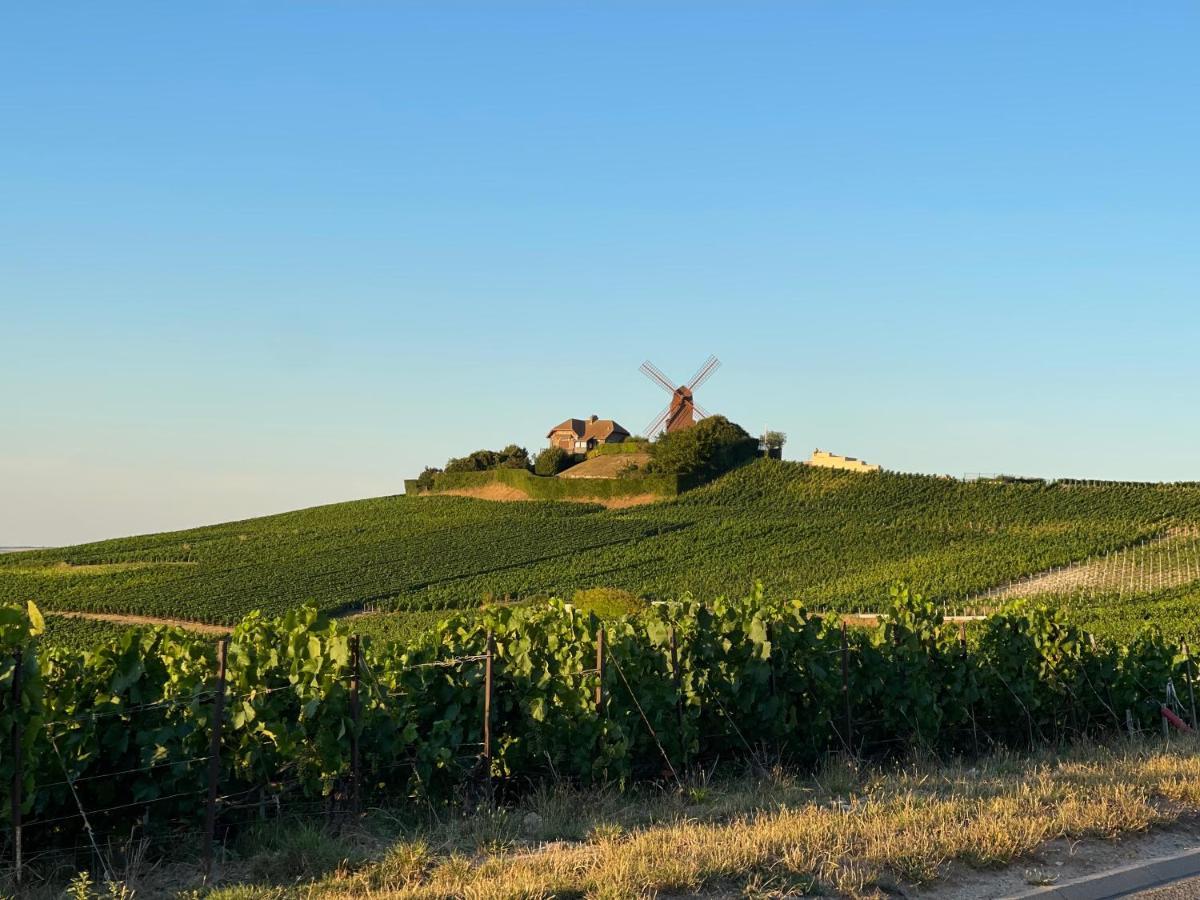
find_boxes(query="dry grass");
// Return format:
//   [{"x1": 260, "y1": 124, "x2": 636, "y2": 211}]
[
  {"x1": 5, "y1": 560, "x2": 195, "y2": 577},
  {"x1": 435, "y1": 484, "x2": 662, "y2": 509},
  {"x1": 49, "y1": 610, "x2": 231, "y2": 634},
  {"x1": 191, "y1": 739, "x2": 1200, "y2": 900}
]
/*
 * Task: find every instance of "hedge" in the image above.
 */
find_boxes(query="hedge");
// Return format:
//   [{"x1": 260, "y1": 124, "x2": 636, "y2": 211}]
[{"x1": 587, "y1": 441, "x2": 652, "y2": 458}]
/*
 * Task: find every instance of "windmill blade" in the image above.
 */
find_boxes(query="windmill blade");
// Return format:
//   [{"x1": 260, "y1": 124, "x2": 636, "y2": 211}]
[
  {"x1": 639, "y1": 360, "x2": 678, "y2": 394},
  {"x1": 686, "y1": 355, "x2": 721, "y2": 391},
  {"x1": 693, "y1": 402, "x2": 712, "y2": 420},
  {"x1": 644, "y1": 403, "x2": 673, "y2": 437}
]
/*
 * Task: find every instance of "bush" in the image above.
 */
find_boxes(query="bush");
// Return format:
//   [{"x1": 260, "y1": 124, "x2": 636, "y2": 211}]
[
  {"x1": 445, "y1": 444, "x2": 531, "y2": 474},
  {"x1": 414, "y1": 467, "x2": 442, "y2": 491},
  {"x1": 535, "y1": 447, "x2": 574, "y2": 476},
  {"x1": 569, "y1": 587, "x2": 646, "y2": 618},
  {"x1": 645, "y1": 416, "x2": 758, "y2": 481}
]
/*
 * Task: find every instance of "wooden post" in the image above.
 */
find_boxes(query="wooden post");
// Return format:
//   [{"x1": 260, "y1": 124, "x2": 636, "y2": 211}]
[
  {"x1": 349, "y1": 635, "x2": 361, "y2": 814},
  {"x1": 482, "y1": 632, "x2": 494, "y2": 767},
  {"x1": 841, "y1": 622, "x2": 853, "y2": 754},
  {"x1": 203, "y1": 637, "x2": 229, "y2": 883},
  {"x1": 9, "y1": 651, "x2": 22, "y2": 887},
  {"x1": 1184, "y1": 640, "x2": 1198, "y2": 731},
  {"x1": 960, "y1": 622, "x2": 980, "y2": 754},
  {"x1": 668, "y1": 626, "x2": 685, "y2": 764},
  {"x1": 594, "y1": 626, "x2": 606, "y2": 715}
]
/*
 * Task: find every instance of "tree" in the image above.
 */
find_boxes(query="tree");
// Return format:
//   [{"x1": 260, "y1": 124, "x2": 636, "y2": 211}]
[
  {"x1": 646, "y1": 416, "x2": 758, "y2": 480},
  {"x1": 414, "y1": 466, "x2": 442, "y2": 491},
  {"x1": 763, "y1": 430, "x2": 787, "y2": 450},
  {"x1": 497, "y1": 444, "x2": 531, "y2": 469},
  {"x1": 534, "y1": 447, "x2": 573, "y2": 476},
  {"x1": 444, "y1": 445, "x2": 531, "y2": 473}
]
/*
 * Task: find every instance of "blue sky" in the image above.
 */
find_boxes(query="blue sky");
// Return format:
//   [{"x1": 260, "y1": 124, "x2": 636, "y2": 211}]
[{"x1": 3, "y1": 3, "x2": 1198, "y2": 546}]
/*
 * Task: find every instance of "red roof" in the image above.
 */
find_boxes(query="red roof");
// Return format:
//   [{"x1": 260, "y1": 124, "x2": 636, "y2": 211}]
[{"x1": 547, "y1": 416, "x2": 630, "y2": 442}]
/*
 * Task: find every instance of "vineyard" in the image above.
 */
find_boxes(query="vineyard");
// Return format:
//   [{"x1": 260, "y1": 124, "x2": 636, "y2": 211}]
[
  {"x1": 1, "y1": 588, "x2": 1194, "y2": 879},
  {"x1": 5, "y1": 461, "x2": 1200, "y2": 626},
  {"x1": 978, "y1": 527, "x2": 1200, "y2": 601}
]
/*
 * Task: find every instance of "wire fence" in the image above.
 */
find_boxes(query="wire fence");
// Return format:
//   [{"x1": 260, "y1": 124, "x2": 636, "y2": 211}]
[
  {"x1": 967, "y1": 526, "x2": 1200, "y2": 605},
  {"x1": 5, "y1": 614, "x2": 1198, "y2": 889}
]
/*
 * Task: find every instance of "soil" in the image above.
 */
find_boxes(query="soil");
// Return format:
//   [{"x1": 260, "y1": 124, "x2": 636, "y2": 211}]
[
  {"x1": 439, "y1": 483, "x2": 533, "y2": 502},
  {"x1": 433, "y1": 483, "x2": 663, "y2": 509},
  {"x1": 912, "y1": 819, "x2": 1200, "y2": 900}
]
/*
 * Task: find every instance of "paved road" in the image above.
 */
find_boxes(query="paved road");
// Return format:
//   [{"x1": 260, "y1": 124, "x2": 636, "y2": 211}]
[{"x1": 1122, "y1": 874, "x2": 1200, "y2": 898}]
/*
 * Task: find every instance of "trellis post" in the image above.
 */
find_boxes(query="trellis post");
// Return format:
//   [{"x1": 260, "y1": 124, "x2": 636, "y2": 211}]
[
  {"x1": 349, "y1": 635, "x2": 361, "y2": 814},
  {"x1": 1183, "y1": 640, "x2": 1198, "y2": 731},
  {"x1": 482, "y1": 631, "x2": 495, "y2": 766},
  {"x1": 841, "y1": 622, "x2": 853, "y2": 754},
  {"x1": 594, "y1": 626, "x2": 606, "y2": 715},
  {"x1": 668, "y1": 626, "x2": 686, "y2": 764},
  {"x1": 9, "y1": 650, "x2": 22, "y2": 887},
  {"x1": 203, "y1": 637, "x2": 229, "y2": 883}
]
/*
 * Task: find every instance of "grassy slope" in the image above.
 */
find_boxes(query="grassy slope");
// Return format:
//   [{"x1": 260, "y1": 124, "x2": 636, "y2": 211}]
[{"x1": 5, "y1": 461, "x2": 1200, "y2": 625}]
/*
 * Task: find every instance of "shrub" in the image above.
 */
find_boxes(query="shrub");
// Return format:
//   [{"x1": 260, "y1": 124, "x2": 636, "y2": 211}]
[
  {"x1": 445, "y1": 445, "x2": 531, "y2": 473},
  {"x1": 535, "y1": 447, "x2": 574, "y2": 477},
  {"x1": 645, "y1": 416, "x2": 758, "y2": 480},
  {"x1": 570, "y1": 587, "x2": 646, "y2": 618},
  {"x1": 414, "y1": 466, "x2": 442, "y2": 491}
]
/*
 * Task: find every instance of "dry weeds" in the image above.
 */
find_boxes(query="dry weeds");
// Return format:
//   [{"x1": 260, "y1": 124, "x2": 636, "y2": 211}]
[{"x1": 200, "y1": 739, "x2": 1200, "y2": 900}]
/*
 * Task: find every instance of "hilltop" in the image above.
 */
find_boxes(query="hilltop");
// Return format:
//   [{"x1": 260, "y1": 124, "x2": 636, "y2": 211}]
[{"x1": 5, "y1": 460, "x2": 1200, "y2": 628}]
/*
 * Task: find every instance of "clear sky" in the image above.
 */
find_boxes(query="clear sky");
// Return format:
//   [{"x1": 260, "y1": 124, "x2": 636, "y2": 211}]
[{"x1": 3, "y1": 3, "x2": 1198, "y2": 547}]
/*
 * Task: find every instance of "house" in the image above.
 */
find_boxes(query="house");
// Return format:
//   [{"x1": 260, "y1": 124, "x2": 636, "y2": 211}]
[
  {"x1": 803, "y1": 448, "x2": 881, "y2": 474},
  {"x1": 547, "y1": 415, "x2": 630, "y2": 454}
]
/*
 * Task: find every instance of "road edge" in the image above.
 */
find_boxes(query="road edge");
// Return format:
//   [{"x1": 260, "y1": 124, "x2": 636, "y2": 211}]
[{"x1": 1003, "y1": 846, "x2": 1200, "y2": 899}]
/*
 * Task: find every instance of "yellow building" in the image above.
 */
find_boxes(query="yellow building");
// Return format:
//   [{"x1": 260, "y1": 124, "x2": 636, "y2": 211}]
[{"x1": 803, "y1": 448, "x2": 881, "y2": 474}]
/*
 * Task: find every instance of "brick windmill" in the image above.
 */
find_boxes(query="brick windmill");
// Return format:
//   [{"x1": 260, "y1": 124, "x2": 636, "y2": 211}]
[{"x1": 640, "y1": 355, "x2": 722, "y2": 437}]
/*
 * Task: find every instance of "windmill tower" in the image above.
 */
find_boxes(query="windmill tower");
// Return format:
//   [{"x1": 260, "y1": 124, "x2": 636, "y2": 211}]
[{"x1": 639, "y1": 355, "x2": 722, "y2": 437}]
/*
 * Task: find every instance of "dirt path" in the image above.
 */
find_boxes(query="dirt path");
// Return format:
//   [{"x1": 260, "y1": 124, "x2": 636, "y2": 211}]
[
  {"x1": 49, "y1": 610, "x2": 231, "y2": 635},
  {"x1": 435, "y1": 483, "x2": 663, "y2": 508}
]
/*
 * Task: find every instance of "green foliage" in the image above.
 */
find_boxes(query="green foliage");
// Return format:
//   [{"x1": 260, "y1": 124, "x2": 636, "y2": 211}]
[
  {"x1": 445, "y1": 445, "x2": 530, "y2": 474},
  {"x1": 1, "y1": 587, "x2": 1194, "y2": 851},
  {"x1": 570, "y1": 587, "x2": 646, "y2": 618},
  {"x1": 646, "y1": 416, "x2": 758, "y2": 480},
  {"x1": 534, "y1": 447, "x2": 574, "y2": 477},
  {"x1": 588, "y1": 441, "x2": 651, "y2": 457},
  {"x1": 7, "y1": 462, "x2": 1200, "y2": 624},
  {"x1": 0, "y1": 602, "x2": 45, "y2": 822},
  {"x1": 414, "y1": 467, "x2": 442, "y2": 492}
]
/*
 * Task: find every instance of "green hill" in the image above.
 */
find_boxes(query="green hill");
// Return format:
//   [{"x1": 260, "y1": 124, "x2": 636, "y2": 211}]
[{"x1": 5, "y1": 460, "x2": 1200, "y2": 625}]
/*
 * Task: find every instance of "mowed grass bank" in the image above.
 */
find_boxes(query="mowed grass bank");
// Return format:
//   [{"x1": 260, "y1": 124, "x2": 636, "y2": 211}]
[
  {"x1": 158, "y1": 740, "x2": 1200, "y2": 899},
  {"x1": 5, "y1": 462, "x2": 1200, "y2": 625}
]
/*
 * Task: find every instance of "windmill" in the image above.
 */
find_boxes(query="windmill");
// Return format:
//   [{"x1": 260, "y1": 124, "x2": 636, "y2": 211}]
[{"x1": 640, "y1": 355, "x2": 722, "y2": 437}]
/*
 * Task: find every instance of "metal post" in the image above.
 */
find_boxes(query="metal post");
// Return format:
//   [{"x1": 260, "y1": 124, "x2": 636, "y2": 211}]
[
  {"x1": 203, "y1": 637, "x2": 229, "y2": 883},
  {"x1": 1184, "y1": 640, "x2": 1198, "y2": 731},
  {"x1": 594, "y1": 626, "x2": 606, "y2": 715},
  {"x1": 10, "y1": 651, "x2": 22, "y2": 887},
  {"x1": 668, "y1": 626, "x2": 685, "y2": 764},
  {"x1": 841, "y1": 622, "x2": 853, "y2": 754},
  {"x1": 482, "y1": 632, "x2": 494, "y2": 766},
  {"x1": 349, "y1": 635, "x2": 361, "y2": 814}
]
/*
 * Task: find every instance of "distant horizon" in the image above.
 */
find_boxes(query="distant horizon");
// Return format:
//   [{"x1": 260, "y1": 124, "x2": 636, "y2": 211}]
[{"x1": 4, "y1": 2, "x2": 1198, "y2": 546}]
